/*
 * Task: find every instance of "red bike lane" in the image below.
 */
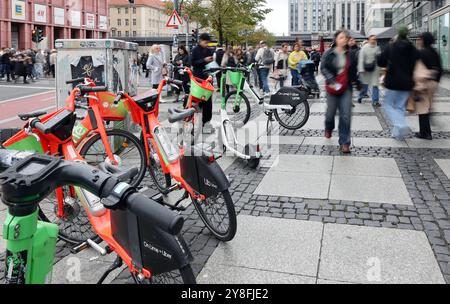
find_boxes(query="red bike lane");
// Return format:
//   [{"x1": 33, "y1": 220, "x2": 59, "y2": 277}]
[{"x1": 0, "y1": 91, "x2": 56, "y2": 129}]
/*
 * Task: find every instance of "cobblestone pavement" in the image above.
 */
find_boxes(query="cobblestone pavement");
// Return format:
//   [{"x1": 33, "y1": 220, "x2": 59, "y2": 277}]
[{"x1": 2, "y1": 75, "x2": 450, "y2": 284}]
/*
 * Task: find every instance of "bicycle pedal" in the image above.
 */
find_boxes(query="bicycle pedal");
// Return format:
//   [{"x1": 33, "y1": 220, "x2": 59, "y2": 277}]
[{"x1": 87, "y1": 239, "x2": 107, "y2": 256}]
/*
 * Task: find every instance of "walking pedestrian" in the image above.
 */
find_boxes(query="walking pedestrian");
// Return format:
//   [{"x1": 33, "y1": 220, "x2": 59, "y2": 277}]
[
  {"x1": 288, "y1": 43, "x2": 307, "y2": 86},
  {"x1": 310, "y1": 49, "x2": 321, "y2": 74},
  {"x1": 413, "y1": 32, "x2": 443, "y2": 140},
  {"x1": 255, "y1": 41, "x2": 274, "y2": 97},
  {"x1": 377, "y1": 27, "x2": 418, "y2": 141},
  {"x1": 358, "y1": 35, "x2": 381, "y2": 106},
  {"x1": 275, "y1": 43, "x2": 290, "y2": 88},
  {"x1": 146, "y1": 44, "x2": 166, "y2": 89},
  {"x1": 190, "y1": 33, "x2": 215, "y2": 134},
  {"x1": 214, "y1": 45, "x2": 225, "y2": 91},
  {"x1": 173, "y1": 45, "x2": 190, "y2": 104},
  {"x1": 49, "y1": 49, "x2": 57, "y2": 78},
  {"x1": 0, "y1": 49, "x2": 12, "y2": 82},
  {"x1": 321, "y1": 30, "x2": 358, "y2": 154}
]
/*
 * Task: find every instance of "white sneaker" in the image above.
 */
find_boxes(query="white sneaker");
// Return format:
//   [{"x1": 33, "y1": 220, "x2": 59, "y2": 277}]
[
  {"x1": 202, "y1": 122, "x2": 216, "y2": 134},
  {"x1": 264, "y1": 92, "x2": 270, "y2": 98}
]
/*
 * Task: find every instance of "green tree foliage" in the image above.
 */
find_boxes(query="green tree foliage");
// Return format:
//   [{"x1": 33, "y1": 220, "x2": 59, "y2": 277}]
[{"x1": 165, "y1": 0, "x2": 272, "y2": 45}]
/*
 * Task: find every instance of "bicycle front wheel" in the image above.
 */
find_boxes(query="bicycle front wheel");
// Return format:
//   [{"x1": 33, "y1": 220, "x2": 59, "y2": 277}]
[
  {"x1": 193, "y1": 190, "x2": 237, "y2": 242},
  {"x1": 274, "y1": 99, "x2": 310, "y2": 130},
  {"x1": 224, "y1": 91, "x2": 252, "y2": 128},
  {"x1": 80, "y1": 129, "x2": 147, "y2": 188}
]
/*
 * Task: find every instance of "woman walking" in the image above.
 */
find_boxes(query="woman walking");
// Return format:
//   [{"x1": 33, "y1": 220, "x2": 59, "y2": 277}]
[
  {"x1": 275, "y1": 43, "x2": 290, "y2": 88},
  {"x1": 146, "y1": 44, "x2": 166, "y2": 89},
  {"x1": 413, "y1": 32, "x2": 443, "y2": 140},
  {"x1": 377, "y1": 27, "x2": 418, "y2": 141},
  {"x1": 321, "y1": 30, "x2": 358, "y2": 154},
  {"x1": 357, "y1": 35, "x2": 381, "y2": 106},
  {"x1": 288, "y1": 43, "x2": 307, "y2": 86},
  {"x1": 173, "y1": 45, "x2": 190, "y2": 104}
]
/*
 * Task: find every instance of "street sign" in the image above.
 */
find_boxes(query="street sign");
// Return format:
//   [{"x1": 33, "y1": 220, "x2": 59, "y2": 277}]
[{"x1": 166, "y1": 10, "x2": 183, "y2": 29}]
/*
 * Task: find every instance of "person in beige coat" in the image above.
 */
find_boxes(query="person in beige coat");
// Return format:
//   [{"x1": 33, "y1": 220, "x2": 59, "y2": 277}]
[
  {"x1": 357, "y1": 35, "x2": 381, "y2": 106},
  {"x1": 413, "y1": 32, "x2": 443, "y2": 140}
]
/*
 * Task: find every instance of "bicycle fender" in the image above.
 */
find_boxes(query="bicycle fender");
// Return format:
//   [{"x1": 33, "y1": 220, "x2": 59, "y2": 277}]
[
  {"x1": 196, "y1": 156, "x2": 230, "y2": 198},
  {"x1": 269, "y1": 87, "x2": 307, "y2": 108}
]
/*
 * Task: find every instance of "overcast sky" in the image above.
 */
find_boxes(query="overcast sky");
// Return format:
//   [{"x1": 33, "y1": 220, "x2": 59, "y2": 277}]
[{"x1": 262, "y1": 0, "x2": 289, "y2": 36}]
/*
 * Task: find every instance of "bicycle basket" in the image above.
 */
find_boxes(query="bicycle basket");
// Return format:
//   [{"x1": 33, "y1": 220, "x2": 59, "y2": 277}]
[
  {"x1": 97, "y1": 92, "x2": 129, "y2": 121},
  {"x1": 227, "y1": 71, "x2": 243, "y2": 87},
  {"x1": 190, "y1": 77, "x2": 214, "y2": 102}
]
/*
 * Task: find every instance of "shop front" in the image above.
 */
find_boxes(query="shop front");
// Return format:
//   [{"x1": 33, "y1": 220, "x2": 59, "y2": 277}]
[{"x1": 431, "y1": 5, "x2": 450, "y2": 71}]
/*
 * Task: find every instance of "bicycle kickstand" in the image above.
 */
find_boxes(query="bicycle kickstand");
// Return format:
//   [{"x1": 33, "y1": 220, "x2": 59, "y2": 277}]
[{"x1": 97, "y1": 255, "x2": 123, "y2": 284}]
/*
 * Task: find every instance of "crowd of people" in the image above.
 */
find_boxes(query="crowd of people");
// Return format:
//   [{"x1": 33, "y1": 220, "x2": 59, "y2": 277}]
[
  {"x1": 0, "y1": 48, "x2": 57, "y2": 84},
  {"x1": 322, "y1": 27, "x2": 442, "y2": 154}
]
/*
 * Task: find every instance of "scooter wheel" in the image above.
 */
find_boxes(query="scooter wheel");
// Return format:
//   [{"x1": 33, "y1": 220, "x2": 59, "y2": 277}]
[{"x1": 248, "y1": 158, "x2": 260, "y2": 169}]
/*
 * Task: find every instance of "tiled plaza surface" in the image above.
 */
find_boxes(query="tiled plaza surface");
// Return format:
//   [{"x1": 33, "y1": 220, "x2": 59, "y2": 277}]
[{"x1": 2, "y1": 77, "x2": 450, "y2": 284}]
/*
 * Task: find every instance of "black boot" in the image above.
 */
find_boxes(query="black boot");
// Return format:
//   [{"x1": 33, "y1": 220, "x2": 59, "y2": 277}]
[{"x1": 416, "y1": 114, "x2": 432, "y2": 140}]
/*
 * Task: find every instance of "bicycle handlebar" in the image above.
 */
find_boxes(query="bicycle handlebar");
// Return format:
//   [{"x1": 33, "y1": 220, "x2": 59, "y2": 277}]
[
  {"x1": 0, "y1": 150, "x2": 184, "y2": 236},
  {"x1": 78, "y1": 86, "x2": 108, "y2": 94},
  {"x1": 66, "y1": 78, "x2": 86, "y2": 85},
  {"x1": 30, "y1": 119, "x2": 51, "y2": 134}
]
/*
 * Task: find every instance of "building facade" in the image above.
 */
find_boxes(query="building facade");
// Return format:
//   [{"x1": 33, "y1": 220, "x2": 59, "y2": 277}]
[
  {"x1": 289, "y1": 0, "x2": 366, "y2": 35},
  {"x1": 365, "y1": 0, "x2": 394, "y2": 36},
  {"x1": 109, "y1": 0, "x2": 195, "y2": 39},
  {"x1": 0, "y1": 0, "x2": 109, "y2": 50}
]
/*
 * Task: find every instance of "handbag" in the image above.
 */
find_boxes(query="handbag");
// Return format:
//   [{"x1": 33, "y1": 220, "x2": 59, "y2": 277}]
[
  {"x1": 407, "y1": 93, "x2": 416, "y2": 113},
  {"x1": 364, "y1": 61, "x2": 376, "y2": 72},
  {"x1": 326, "y1": 54, "x2": 350, "y2": 96}
]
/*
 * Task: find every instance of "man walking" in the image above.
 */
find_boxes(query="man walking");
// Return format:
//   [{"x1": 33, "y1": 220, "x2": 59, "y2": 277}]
[
  {"x1": 190, "y1": 33, "x2": 215, "y2": 134},
  {"x1": 255, "y1": 41, "x2": 274, "y2": 97},
  {"x1": 358, "y1": 35, "x2": 381, "y2": 106}
]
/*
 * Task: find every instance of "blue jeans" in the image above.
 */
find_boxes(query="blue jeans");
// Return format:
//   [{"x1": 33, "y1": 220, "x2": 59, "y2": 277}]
[
  {"x1": 291, "y1": 69, "x2": 300, "y2": 86},
  {"x1": 325, "y1": 89, "x2": 352, "y2": 146},
  {"x1": 383, "y1": 89, "x2": 410, "y2": 140},
  {"x1": 258, "y1": 68, "x2": 270, "y2": 93},
  {"x1": 359, "y1": 84, "x2": 379, "y2": 104}
]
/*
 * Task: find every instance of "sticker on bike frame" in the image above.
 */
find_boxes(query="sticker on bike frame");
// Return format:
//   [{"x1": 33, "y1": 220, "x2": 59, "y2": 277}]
[{"x1": 5, "y1": 250, "x2": 27, "y2": 284}]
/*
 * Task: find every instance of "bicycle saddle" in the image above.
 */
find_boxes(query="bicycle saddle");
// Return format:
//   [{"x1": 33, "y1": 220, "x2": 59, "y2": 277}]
[
  {"x1": 168, "y1": 108, "x2": 196, "y2": 123},
  {"x1": 18, "y1": 111, "x2": 47, "y2": 121},
  {"x1": 134, "y1": 92, "x2": 159, "y2": 112}
]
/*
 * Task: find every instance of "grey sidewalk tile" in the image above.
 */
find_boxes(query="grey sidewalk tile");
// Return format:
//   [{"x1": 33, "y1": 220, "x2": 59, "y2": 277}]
[
  {"x1": 270, "y1": 155, "x2": 334, "y2": 173},
  {"x1": 302, "y1": 137, "x2": 340, "y2": 147},
  {"x1": 333, "y1": 157, "x2": 402, "y2": 178},
  {"x1": 258, "y1": 136, "x2": 304, "y2": 146},
  {"x1": 435, "y1": 159, "x2": 450, "y2": 180},
  {"x1": 311, "y1": 103, "x2": 375, "y2": 114},
  {"x1": 319, "y1": 224, "x2": 445, "y2": 284},
  {"x1": 205, "y1": 215, "x2": 323, "y2": 277},
  {"x1": 254, "y1": 171, "x2": 331, "y2": 199},
  {"x1": 303, "y1": 116, "x2": 383, "y2": 131},
  {"x1": 197, "y1": 264, "x2": 316, "y2": 284},
  {"x1": 407, "y1": 116, "x2": 450, "y2": 132},
  {"x1": 431, "y1": 102, "x2": 450, "y2": 113},
  {"x1": 352, "y1": 138, "x2": 408, "y2": 148},
  {"x1": 329, "y1": 175, "x2": 412, "y2": 205},
  {"x1": 406, "y1": 139, "x2": 450, "y2": 149}
]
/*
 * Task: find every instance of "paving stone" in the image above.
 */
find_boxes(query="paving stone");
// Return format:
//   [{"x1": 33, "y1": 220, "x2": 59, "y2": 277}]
[
  {"x1": 319, "y1": 224, "x2": 445, "y2": 284},
  {"x1": 333, "y1": 157, "x2": 402, "y2": 178}
]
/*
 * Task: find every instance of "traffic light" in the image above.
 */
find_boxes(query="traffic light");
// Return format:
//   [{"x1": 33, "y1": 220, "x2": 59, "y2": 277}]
[
  {"x1": 32, "y1": 29, "x2": 37, "y2": 43},
  {"x1": 192, "y1": 29, "x2": 198, "y2": 45},
  {"x1": 32, "y1": 28, "x2": 44, "y2": 43},
  {"x1": 37, "y1": 29, "x2": 44, "y2": 43}
]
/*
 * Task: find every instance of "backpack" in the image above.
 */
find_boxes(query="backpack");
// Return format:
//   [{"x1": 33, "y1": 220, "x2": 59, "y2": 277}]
[{"x1": 262, "y1": 48, "x2": 275, "y2": 66}]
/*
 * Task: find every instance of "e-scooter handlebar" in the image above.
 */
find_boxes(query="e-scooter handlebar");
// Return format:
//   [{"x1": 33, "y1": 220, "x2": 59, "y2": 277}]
[{"x1": 0, "y1": 150, "x2": 184, "y2": 236}]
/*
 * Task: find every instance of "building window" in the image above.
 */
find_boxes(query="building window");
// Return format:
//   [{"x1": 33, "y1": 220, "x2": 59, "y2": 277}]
[
  {"x1": 118, "y1": 8, "x2": 121, "y2": 14},
  {"x1": 125, "y1": 19, "x2": 129, "y2": 26},
  {"x1": 133, "y1": 19, "x2": 136, "y2": 26},
  {"x1": 125, "y1": 8, "x2": 128, "y2": 14},
  {"x1": 133, "y1": 31, "x2": 137, "y2": 37},
  {"x1": 118, "y1": 31, "x2": 122, "y2": 37},
  {"x1": 112, "y1": 30, "x2": 116, "y2": 36},
  {"x1": 118, "y1": 19, "x2": 121, "y2": 26},
  {"x1": 126, "y1": 31, "x2": 129, "y2": 37},
  {"x1": 385, "y1": 10, "x2": 393, "y2": 27},
  {"x1": 347, "y1": 1, "x2": 351, "y2": 29},
  {"x1": 342, "y1": 3, "x2": 345, "y2": 28},
  {"x1": 133, "y1": 7, "x2": 136, "y2": 14}
]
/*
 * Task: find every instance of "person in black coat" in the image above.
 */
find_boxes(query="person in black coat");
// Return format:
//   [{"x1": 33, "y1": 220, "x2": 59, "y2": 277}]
[
  {"x1": 321, "y1": 30, "x2": 358, "y2": 154},
  {"x1": 377, "y1": 26, "x2": 418, "y2": 140},
  {"x1": 190, "y1": 33, "x2": 215, "y2": 134},
  {"x1": 172, "y1": 45, "x2": 190, "y2": 104},
  {"x1": 13, "y1": 54, "x2": 28, "y2": 84},
  {"x1": 0, "y1": 49, "x2": 12, "y2": 82}
]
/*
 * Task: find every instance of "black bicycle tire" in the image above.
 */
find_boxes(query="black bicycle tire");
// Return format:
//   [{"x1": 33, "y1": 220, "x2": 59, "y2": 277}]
[
  {"x1": 274, "y1": 98, "x2": 310, "y2": 130},
  {"x1": 79, "y1": 129, "x2": 147, "y2": 188},
  {"x1": 131, "y1": 265, "x2": 196, "y2": 284},
  {"x1": 224, "y1": 91, "x2": 252, "y2": 127},
  {"x1": 193, "y1": 190, "x2": 237, "y2": 242}
]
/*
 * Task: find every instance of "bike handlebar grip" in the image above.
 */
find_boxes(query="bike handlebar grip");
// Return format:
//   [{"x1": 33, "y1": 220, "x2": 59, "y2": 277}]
[
  {"x1": 66, "y1": 78, "x2": 85, "y2": 85},
  {"x1": 168, "y1": 79, "x2": 184, "y2": 87},
  {"x1": 126, "y1": 192, "x2": 185, "y2": 236},
  {"x1": 79, "y1": 86, "x2": 108, "y2": 93},
  {"x1": 114, "y1": 93, "x2": 123, "y2": 104},
  {"x1": 30, "y1": 119, "x2": 50, "y2": 134}
]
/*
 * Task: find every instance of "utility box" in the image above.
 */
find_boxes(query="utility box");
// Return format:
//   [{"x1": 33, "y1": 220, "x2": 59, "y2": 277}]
[{"x1": 54, "y1": 39, "x2": 139, "y2": 108}]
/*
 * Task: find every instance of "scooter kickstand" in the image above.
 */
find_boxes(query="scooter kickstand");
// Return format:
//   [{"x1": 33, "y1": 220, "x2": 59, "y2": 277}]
[{"x1": 97, "y1": 255, "x2": 123, "y2": 284}]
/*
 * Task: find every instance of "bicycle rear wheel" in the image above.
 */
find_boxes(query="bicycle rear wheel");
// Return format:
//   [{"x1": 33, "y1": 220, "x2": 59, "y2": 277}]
[
  {"x1": 80, "y1": 129, "x2": 147, "y2": 188},
  {"x1": 224, "y1": 91, "x2": 252, "y2": 128},
  {"x1": 193, "y1": 190, "x2": 237, "y2": 242},
  {"x1": 131, "y1": 265, "x2": 196, "y2": 284},
  {"x1": 274, "y1": 98, "x2": 310, "y2": 130}
]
